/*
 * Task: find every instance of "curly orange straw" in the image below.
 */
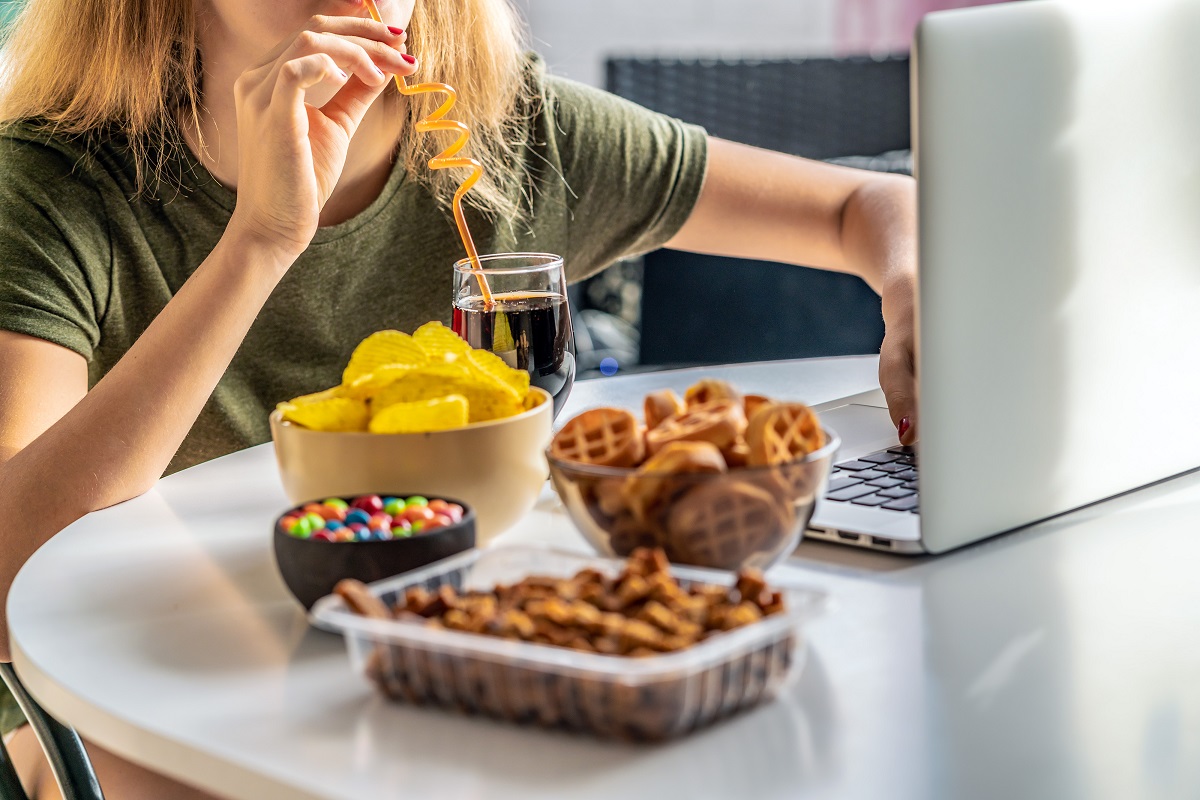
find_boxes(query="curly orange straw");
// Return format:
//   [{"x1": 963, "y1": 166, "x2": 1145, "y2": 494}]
[{"x1": 362, "y1": 0, "x2": 492, "y2": 306}]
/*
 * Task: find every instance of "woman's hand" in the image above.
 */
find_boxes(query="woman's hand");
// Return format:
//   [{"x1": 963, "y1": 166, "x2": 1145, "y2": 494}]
[
  {"x1": 879, "y1": 272, "x2": 918, "y2": 445},
  {"x1": 227, "y1": 16, "x2": 418, "y2": 259}
]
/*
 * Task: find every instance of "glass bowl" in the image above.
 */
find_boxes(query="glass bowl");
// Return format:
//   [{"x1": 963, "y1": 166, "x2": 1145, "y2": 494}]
[{"x1": 547, "y1": 430, "x2": 839, "y2": 570}]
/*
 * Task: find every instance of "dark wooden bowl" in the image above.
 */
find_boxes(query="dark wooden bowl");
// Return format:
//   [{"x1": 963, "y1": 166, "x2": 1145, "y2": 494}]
[{"x1": 272, "y1": 495, "x2": 475, "y2": 609}]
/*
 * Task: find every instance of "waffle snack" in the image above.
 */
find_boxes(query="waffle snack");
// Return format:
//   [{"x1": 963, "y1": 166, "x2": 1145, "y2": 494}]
[
  {"x1": 644, "y1": 389, "x2": 686, "y2": 430},
  {"x1": 665, "y1": 481, "x2": 796, "y2": 569},
  {"x1": 622, "y1": 441, "x2": 728, "y2": 527},
  {"x1": 550, "y1": 380, "x2": 832, "y2": 569},
  {"x1": 684, "y1": 379, "x2": 743, "y2": 408},
  {"x1": 645, "y1": 400, "x2": 747, "y2": 455},
  {"x1": 549, "y1": 407, "x2": 644, "y2": 468},
  {"x1": 746, "y1": 402, "x2": 825, "y2": 467},
  {"x1": 743, "y1": 393, "x2": 774, "y2": 421}
]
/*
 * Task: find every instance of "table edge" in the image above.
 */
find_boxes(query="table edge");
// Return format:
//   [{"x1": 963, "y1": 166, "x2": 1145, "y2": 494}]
[{"x1": 11, "y1": 638, "x2": 328, "y2": 800}]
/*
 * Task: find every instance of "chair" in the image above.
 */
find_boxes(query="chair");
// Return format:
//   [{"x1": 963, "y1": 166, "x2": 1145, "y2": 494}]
[
  {"x1": 603, "y1": 55, "x2": 911, "y2": 366},
  {"x1": 1, "y1": 725, "x2": 27, "y2": 800},
  {"x1": 0, "y1": 664, "x2": 104, "y2": 800}
]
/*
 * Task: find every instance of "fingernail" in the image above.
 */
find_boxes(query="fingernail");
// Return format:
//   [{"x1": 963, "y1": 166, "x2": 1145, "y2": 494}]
[
  {"x1": 401, "y1": 53, "x2": 416, "y2": 64},
  {"x1": 898, "y1": 417, "x2": 911, "y2": 440},
  {"x1": 387, "y1": 26, "x2": 405, "y2": 35}
]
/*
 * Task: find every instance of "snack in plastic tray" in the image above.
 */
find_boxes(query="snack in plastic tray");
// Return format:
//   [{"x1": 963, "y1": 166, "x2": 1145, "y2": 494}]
[{"x1": 311, "y1": 546, "x2": 826, "y2": 740}]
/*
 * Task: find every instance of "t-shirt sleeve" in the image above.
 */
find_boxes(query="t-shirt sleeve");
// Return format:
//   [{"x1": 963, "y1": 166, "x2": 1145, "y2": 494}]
[
  {"x1": 0, "y1": 132, "x2": 110, "y2": 358},
  {"x1": 541, "y1": 74, "x2": 708, "y2": 283}
]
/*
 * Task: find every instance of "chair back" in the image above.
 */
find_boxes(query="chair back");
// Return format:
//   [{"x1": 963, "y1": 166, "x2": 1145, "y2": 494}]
[
  {"x1": 605, "y1": 56, "x2": 910, "y2": 365},
  {"x1": 0, "y1": 664, "x2": 103, "y2": 800}
]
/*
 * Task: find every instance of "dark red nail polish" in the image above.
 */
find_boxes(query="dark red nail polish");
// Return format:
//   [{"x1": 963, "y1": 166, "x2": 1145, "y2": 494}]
[
  {"x1": 898, "y1": 417, "x2": 911, "y2": 440},
  {"x1": 387, "y1": 26, "x2": 404, "y2": 35},
  {"x1": 401, "y1": 53, "x2": 416, "y2": 64}
]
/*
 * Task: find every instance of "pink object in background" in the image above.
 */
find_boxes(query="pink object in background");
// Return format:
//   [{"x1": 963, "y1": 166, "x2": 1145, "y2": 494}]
[{"x1": 836, "y1": 0, "x2": 1010, "y2": 55}]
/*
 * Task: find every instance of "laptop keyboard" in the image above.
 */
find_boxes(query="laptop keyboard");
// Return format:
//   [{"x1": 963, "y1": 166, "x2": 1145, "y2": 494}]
[{"x1": 824, "y1": 446, "x2": 919, "y2": 513}]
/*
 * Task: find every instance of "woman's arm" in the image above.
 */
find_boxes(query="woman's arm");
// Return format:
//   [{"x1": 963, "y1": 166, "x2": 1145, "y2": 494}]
[
  {"x1": 0, "y1": 234, "x2": 291, "y2": 660},
  {"x1": 665, "y1": 137, "x2": 918, "y2": 444},
  {"x1": 0, "y1": 14, "x2": 417, "y2": 661}
]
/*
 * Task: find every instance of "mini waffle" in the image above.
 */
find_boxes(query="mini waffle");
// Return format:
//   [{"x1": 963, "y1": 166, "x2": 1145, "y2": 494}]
[
  {"x1": 746, "y1": 402, "x2": 826, "y2": 467},
  {"x1": 621, "y1": 441, "x2": 728, "y2": 527},
  {"x1": 644, "y1": 389, "x2": 686, "y2": 430},
  {"x1": 664, "y1": 481, "x2": 795, "y2": 569},
  {"x1": 550, "y1": 408, "x2": 645, "y2": 468},
  {"x1": 645, "y1": 400, "x2": 746, "y2": 455},
  {"x1": 684, "y1": 379, "x2": 743, "y2": 408}
]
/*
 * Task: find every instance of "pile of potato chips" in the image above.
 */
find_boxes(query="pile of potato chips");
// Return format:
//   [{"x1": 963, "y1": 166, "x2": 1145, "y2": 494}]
[{"x1": 277, "y1": 322, "x2": 541, "y2": 434}]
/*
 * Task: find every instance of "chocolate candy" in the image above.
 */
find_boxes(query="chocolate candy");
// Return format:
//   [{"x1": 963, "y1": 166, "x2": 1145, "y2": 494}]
[
  {"x1": 352, "y1": 495, "x2": 384, "y2": 515},
  {"x1": 283, "y1": 495, "x2": 463, "y2": 542}
]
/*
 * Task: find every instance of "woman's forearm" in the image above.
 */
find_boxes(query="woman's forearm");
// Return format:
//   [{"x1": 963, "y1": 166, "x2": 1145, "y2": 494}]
[
  {"x1": 666, "y1": 137, "x2": 917, "y2": 291},
  {"x1": 838, "y1": 174, "x2": 917, "y2": 316},
  {"x1": 0, "y1": 228, "x2": 293, "y2": 658}
]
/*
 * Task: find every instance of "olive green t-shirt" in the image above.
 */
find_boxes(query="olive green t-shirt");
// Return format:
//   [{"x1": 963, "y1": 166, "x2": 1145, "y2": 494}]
[{"x1": 0, "y1": 57, "x2": 707, "y2": 734}]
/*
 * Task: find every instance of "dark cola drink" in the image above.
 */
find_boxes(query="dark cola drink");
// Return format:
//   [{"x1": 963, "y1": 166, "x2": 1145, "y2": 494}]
[{"x1": 453, "y1": 291, "x2": 575, "y2": 417}]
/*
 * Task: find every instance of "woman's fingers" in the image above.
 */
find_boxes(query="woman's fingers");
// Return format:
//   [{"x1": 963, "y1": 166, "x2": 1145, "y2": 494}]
[
  {"x1": 322, "y1": 51, "x2": 418, "y2": 129},
  {"x1": 879, "y1": 331, "x2": 918, "y2": 445},
  {"x1": 250, "y1": 15, "x2": 404, "y2": 70},
  {"x1": 270, "y1": 53, "x2": 346, "y2": 112},
  {"x1": 285, "y1": 30, "x2": 410, "y2": 83},
  {"x1": 307, "y1": 14, "x2": 406, "y2": 45}
]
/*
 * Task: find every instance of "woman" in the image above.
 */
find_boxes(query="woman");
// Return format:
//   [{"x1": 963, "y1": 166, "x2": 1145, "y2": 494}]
[{"x1": 0, "y1": 0, "x2": 917, "y2": 795}]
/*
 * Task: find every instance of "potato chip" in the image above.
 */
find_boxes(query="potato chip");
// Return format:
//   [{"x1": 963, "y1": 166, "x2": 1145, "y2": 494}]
[
  {"x1": 413, "y1": 321, "x2": 471, "y2": 361},
  {"x1": 342, "y1": 364, "x2": 416, "y2": 400},
  {"x1": 523, "y1": 390, "x2": 546, "y2": 412},
  {"x1": 278, "y1": 397, "x2": 369, "y2": 432},
  {"x1": 286, "y1": 387, "x2": 346, "y2": 405},
  {"x1": 277, "y1": 322, "x2": 537, "y2": 434},
  {"x1": 466, "y1": 348, "x2": 530, "y2": 401},
  {"x1": 342, "y1": 330, "x2": 428, "y2": 385},
  {"x1": 373, "y1": 370, "x2": 521, "y2": 423},
  {"x1": 369, "y1": 394, "x2": 470, "y2": 434}
]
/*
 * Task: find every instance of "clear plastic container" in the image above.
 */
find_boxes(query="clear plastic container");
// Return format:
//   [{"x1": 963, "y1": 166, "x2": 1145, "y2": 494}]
[{"x1": 311, "y1": 546, "x2": 827, "y2": 741}]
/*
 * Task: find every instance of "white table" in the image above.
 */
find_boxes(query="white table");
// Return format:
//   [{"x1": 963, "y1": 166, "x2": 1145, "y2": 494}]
[{"x1": 10, "y1": 356, "x2": 1200, "y2": 800}]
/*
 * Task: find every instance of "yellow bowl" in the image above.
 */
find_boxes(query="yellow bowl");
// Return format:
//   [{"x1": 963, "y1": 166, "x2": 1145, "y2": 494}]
[{"x1": 270, "y1": 388, "x2": 553, "y2": 544}]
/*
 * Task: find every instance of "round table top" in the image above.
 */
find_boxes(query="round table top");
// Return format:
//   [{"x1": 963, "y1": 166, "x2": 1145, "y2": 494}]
[{"x1": 11, "y1": 356, "x2": 1200, "y2": 800}]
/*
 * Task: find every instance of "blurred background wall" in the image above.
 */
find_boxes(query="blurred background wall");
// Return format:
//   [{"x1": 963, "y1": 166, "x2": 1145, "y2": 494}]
[{"x1": 515, "y1": 0, "x2": 1002, "y2": 87}]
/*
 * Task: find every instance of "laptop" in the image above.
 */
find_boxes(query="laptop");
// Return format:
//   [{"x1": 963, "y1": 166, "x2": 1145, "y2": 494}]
[{"x1": 806, "y1": 0, "x2": 1200, "y2": 554}]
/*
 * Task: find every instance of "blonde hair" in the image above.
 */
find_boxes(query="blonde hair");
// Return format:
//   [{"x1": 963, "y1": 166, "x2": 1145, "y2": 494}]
[{"x1": 0, "y1": 0, "x2": 532, "y2": 219}]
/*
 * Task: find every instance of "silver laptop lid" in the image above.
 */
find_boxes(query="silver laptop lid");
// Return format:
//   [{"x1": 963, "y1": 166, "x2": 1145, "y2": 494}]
[{"x1": 915, "y1": 0, "x2": 1200, "y2": 553}]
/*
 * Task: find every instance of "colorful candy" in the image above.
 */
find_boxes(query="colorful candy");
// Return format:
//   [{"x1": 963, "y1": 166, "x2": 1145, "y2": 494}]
[
  {"x1": 351, "y1": 495, "x2": 384, "y2": 515},
  {"x1": 282, "y1": 495, "x2": 464, "y2": 541}
]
